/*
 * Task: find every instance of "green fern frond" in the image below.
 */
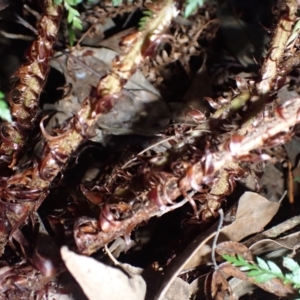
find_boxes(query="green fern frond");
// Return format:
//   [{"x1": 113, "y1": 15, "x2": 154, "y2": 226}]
[
  {"x1": 54, "y1": 0, "x2": 83, "y2": 45},
  {"x1": 0, "y1": 92, "x2": 11, "y2": 122},
  {"x1": 112, "y1": 0, "x2": 122, "y2": 6},
  {"x1": 139, "y1": 9, "x2": 153, "y2": 31},
  {"x1": 223, "y1": 254, "x2": 300, "y2": 292},
  {"x1": 184, "y1": 0, "x2": 206, "y2": 18}
]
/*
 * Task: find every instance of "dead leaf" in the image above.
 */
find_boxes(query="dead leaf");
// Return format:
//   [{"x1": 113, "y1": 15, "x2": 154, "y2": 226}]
[
  {"x1": 50, "y1": 47, "x2": 170, "y2": 143},
  {"x1": 163, "y1": 277, "x2": 190, "y2": 300},
  {"x1": 209, "y1": 269, "x2": 235, "y2": 300},
  {"x1": 250, "y1": 231, "x2": 300, "y2": 256},
  {"x1": 61, "y1": 247, "x2": 146, "y2": 300},
  {"x1": 216, "y1": 241, "x2": 253, "y2": 261}
]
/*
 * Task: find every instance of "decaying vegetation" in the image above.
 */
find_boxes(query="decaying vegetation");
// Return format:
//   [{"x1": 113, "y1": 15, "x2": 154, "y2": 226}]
[{"x1": 0, "y1": 0, "x2": 300, "y2": 299}]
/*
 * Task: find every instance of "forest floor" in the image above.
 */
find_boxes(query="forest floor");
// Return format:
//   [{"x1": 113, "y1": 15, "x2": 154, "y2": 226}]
[{"x1": 0, "y1": 0, "x2": 299, "y2": 299}]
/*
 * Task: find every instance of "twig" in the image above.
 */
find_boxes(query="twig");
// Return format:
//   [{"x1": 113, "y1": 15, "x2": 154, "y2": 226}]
[
  {"x1": 288, "y1": 160, "x2": 294, "y2": 204},
  {"x1": 104, "y1": 245, "x2": 120, "y2": 266},
  {"x1": 211, "y1": 209, "x2": 224, "y2": 269}
]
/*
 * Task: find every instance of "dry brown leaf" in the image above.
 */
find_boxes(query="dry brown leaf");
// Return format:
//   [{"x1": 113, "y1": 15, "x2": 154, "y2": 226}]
[
  {"x1": 250, "y1": 231, "x2": 300, "y2": 256},
  {"x1": 209, "y1": 269, "x2": 235, "y2": 300},
  {"x1": 216, "y1": 241, "x2": 253, "y2": 261},
  {"x1": 61, "y1": 247, "x2": 146, "y2": 300},
  {"x1": 163, "y1": 277, "x2": 190, "y2": 300}
]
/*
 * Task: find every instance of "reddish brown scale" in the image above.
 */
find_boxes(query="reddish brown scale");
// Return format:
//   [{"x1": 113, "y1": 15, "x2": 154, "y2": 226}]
[
  {"x1": 275, "y1": 105, "x2": 287, "y2": 120},
  {"x1": 72, "y1": 113, "x2": 91, "y2": 138},
  {"x1": 274, "y1": 75, "x2": 286, "y2": 90},
  {"x1": 201, "y1": 205, "x2": 221, "y2": 220},
  {"x1": 217, "y1": 97, "x2": 230, "y2": 105},
  {"x1": 120, "y1": 31, "x2": 140, "y2": 47},
  {"x1": 239, "y1": 152, "x2": 272, "y2": 162},
  {"x1": 148, "y1": 187, "x2": 166, "y2": 207},
  {"x1": 186, "y1": 164, "x2": 205, "y2": 192},
  {"x1": 0, "y1": 123, "x2": 23, "y2": 147},
  {"x1": 205, "y1": 97, "x2": 221, "y2": 109},
  {"x1": 141, "y1": 34, "x2": 171, "y2": 58},
  {"x1": 78, "y1": 224, "x2": 98, "y2": 234},
  {"x1": 171, "y1": 160, "x2": 190, "y2": 177},
  {"x1": 161, "y1": 182, "x2": 174, "y2": 206},
  {"x1": 264, "y1": 131, "x2": 294, "y2": 147},
  {"x1": 49, "y1": 147, "x2": 69, "y2": 164},
  {"x1": 187, "y1": 109, "x2": 206, "y2": 123},
  {"x1": 38, "y1": 150, "x2": 61, "y2": 181},
  {"x1": 6, "y1": 169, "x2": 32, "y2": 186},
  {"x1": 228, "y1": 134, "x2": 244, "y2": 157},
  {"x1": 80, "y1": 184, "x2": 104, "y2": 205},
  {"x1": 198, "y1": 186, "x2": 230, "y2": 219},
  {"x1": 109, "y1": 202, "x2": 134, "y2": 220},
  {"x1": 93, "y1": 95, "x2": 115, "y2": 116},
  {"x1": 82, "y1": 50, "x2": 95, "y2": 56},
  {"x1": 146, "y1": 172, "x2": 174, "y2": 206},
  {"x1": 144, "y1": 2, "x2": 163, "y2": 11},
  {"x1": 192, "y1": 193, "x2": 207, "y2": 204},
  {"x1": 226, "y1": 174, "x2": 238, "y2": 195},
  {"x1": 98, "y1": 205, "x2": 122, "y2": 232},
  {"x1": 203, "y1": 150, "x2": 215, "y2": 184},
  {"x1": 74, "y1": 217, "x2": 101, "y2": 254},
  {"x1": 278, "y1": 54, "x2": 300, "y2": 77},
  {"x1": 280, "y1": 4, "x2": 295, "y2": 23},
  {"x1": 39, "y1": 117, "x2": 70, "y2": 142}
]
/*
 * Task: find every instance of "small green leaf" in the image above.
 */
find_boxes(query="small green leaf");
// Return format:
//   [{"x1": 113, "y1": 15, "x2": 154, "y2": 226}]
[
  {"x1": 239, "y1": 265, "x2": 253, "y2": 272},
  {"x1": 68, "y1": 27, "x2": 76, "y2": 46},
  {"x1": 247, "y1": 269, "x2": 264, "y2": 277},
  {"x1": 292, "y1": 274, "x2": 300, "y2": 285},
  {"x1": 67, "y1": 0, "x2": 82, "y2": 5},
  {"x1": 267, "y1": 261, "x2": 283, "y2": 276},
  {"x1": 68, "y1": 10, "x2": 74, "y2": 23},
  {"x1": 294, "y1": 177, "x2": 300, "y2": 182},
  {"x1": 0, "y1": 99, "x2": 11, "y2": 122},
  {"x1": 287, "y1": 19, "x2": 300, "y2": 45},
  {"x1": 255, "y1": 273, "x2": 277, "y2": 283},
  {"x1": 69, "y1": 7, "x2": 80, "y2": 16},
  {"x1": 72, "y1": 18, "x2": 82, "y2": 29},
  {"x1": 0, "y1": 91, "x2": 5, "y2": 99},
  {"x1": 235, "y1": 255, "x2": 248, "y2": 266},
  {"x1": 143, "y1": 10, "x2": 153, "y2": 17},
  {"x1": 257, "y1": 257, "x2": 270, "y2": 271},
  {"x1": 184, "y1": 0, "x2": 205, "y2": 18},
  {"x1": 283, "y1": 257, "x2": 300, "y2": 272},
  {"x1": 112, "y1": 0, "x2": 122, "y2": 6},
  {"x1": 222, "y1": 254, "x2": 236, "y2": 263}
]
